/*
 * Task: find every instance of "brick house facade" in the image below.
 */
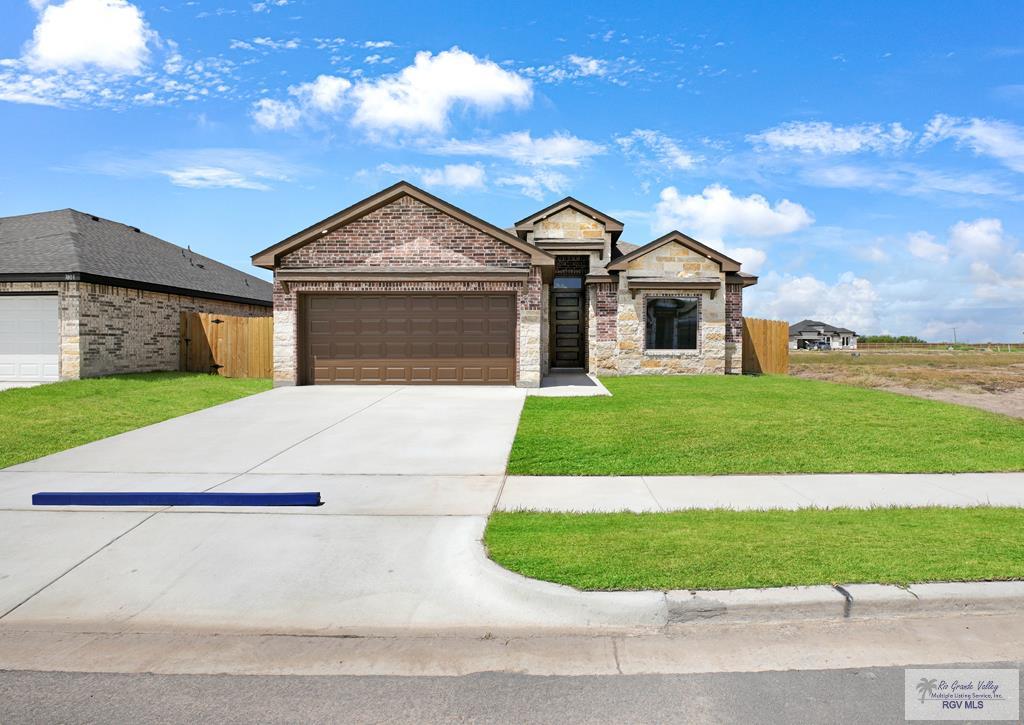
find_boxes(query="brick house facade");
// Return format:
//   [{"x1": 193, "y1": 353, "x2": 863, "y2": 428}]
[{"x1": 253, "y1": 181, "x2": 757, "y2": 387}]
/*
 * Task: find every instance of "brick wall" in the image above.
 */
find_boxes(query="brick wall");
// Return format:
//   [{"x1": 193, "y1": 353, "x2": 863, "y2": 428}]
[
  {"x1": 554, "y1": 254, "x2": 590, "y2": 277},
  {"x1": 725, "y1": 283, "x2": 743, "y2": 342},
  {"x1": 724, "y1": 283, "x2": 744, "y2": 374},
  {"x1": 281, "y1": 195, "x2": 531, "y2": 270}
]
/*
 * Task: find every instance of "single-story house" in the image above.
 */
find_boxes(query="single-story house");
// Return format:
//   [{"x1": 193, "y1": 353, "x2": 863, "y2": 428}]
[
  {"x1": 0, "y1": 209, "x2": 272, "y2": 383},
  {"x1": 252, "y1": 181, "x2": 757, "y2": 387},
  {"x1": 789, "y1": 319, "x2": 858, "y2": 350}
]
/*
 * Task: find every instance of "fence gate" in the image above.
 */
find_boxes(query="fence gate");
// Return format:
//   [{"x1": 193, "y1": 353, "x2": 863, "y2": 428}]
[
  {"x1": 179, "y1": 312, "x2": 273, "y2": 378},
  {"x1": 742, "y1": 317, "x2": 789, "y2": 374}
]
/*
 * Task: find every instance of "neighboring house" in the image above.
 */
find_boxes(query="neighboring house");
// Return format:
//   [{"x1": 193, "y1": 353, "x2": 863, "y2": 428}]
[
  {"x1": 788, "y1": 319, "x2": 858, "y2": 350},
  {"x1": 252, "y1": 181, "x2": 757, "y2": 387},
  {"x1": 0, "y1": 209, "x2": 272, "y2": 383}
]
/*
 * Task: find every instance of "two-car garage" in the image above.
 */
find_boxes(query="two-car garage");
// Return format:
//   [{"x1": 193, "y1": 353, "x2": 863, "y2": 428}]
[
  {"x1": 0, "y1": 294, "x2": 59, "y2": 384},
  {"x1": 302, "y1": 293, "x2": 517, "y2": 385}
]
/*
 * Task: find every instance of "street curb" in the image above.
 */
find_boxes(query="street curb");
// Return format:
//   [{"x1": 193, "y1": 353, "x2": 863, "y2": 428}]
[{"x1": 664, "y1": 581, "x2": 1024, "y2": 624}]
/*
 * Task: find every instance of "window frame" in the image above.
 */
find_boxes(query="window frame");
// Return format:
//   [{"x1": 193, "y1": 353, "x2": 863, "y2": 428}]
[{"x1": 642, "y1": 293, "x2": 702, "y2": 355}]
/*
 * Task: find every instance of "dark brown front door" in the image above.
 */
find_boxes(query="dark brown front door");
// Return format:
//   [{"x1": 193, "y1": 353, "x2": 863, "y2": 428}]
[
  {"x1": 551, "y1": 288, "x2": 584, "y2": 368},
  {"x1": 303, "y1": 293, "x2": 516, "y2": 385}
]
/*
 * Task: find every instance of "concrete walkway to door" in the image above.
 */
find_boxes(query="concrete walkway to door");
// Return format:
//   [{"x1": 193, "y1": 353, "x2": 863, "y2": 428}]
[{"x1": 0, "y1": 386, "x2": 665, "y2": 637}]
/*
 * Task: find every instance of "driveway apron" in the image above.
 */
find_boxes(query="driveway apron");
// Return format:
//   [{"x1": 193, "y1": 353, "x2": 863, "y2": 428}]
[{"x1": 0, "y1": 386, "x2": 664, "y2": 634}]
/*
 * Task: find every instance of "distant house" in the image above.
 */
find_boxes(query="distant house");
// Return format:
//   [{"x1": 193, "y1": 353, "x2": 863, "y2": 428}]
[
  {"x1": 0, "y1": 209, "x2": 272, "y2": 384},
  {"x1": 789, "y1": 319, "x2": 857, "y2": 350}
]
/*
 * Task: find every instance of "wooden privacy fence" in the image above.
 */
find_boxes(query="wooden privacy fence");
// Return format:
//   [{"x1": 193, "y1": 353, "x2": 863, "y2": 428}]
[
  {"x1": 742, "y1": 317, "x2": 789, "y2": 375},
  {"x1": 179, "y1": 312, "x2": 273, "y2": 378}
]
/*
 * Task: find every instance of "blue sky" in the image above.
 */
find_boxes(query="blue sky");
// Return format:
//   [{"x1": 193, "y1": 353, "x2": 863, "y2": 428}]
[{"x1": 2, "y1": 1, "x2": 1023, "y2": 341}]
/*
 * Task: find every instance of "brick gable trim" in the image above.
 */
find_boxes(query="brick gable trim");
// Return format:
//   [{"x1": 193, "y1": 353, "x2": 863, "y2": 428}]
[{"x1": 253, "y1": 180, "x2": 554, "y2": 270}]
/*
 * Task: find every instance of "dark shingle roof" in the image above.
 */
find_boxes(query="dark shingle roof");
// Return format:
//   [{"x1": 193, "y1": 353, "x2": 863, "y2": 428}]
[
  {"x1": 0, "y1": 209, "x2": 271, "y2": 305},
  {"x1": 789, "y1": 319, "x2": 857, "y2": 336}
]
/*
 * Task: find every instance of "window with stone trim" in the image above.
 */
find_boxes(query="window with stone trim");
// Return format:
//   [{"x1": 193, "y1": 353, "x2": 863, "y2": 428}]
[{"x1": 645, "y1": 297, "x2": 699, "y2": 350}]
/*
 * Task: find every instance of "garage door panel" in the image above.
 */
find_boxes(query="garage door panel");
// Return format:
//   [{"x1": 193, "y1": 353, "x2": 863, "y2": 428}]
[
  {"x1": 0, "y1": 295, "x2": 59, "y2": 382},
  {"x1": 304, "y1": 293, "x2": 515, "y2": 385}
]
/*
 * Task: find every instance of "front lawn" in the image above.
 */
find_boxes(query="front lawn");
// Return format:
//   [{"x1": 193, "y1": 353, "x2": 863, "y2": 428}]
[
  {"x1": 508, "y1": 376, "x2": 1024, "y2": 474},
  {"x1": 486, "y1": 508, "x2": 1024, "y2": 590},
  {"x1": 0, "y1": 373, "x2": 271, "y2": 469}
]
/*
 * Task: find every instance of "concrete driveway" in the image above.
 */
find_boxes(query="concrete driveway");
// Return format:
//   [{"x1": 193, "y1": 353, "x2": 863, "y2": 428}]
[{"x1": 0, "y1": 386, "x2": 663, "y2": 636}]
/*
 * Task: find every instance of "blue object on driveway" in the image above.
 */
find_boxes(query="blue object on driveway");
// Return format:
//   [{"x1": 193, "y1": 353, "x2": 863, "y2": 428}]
[{"x1": 32, "y1": 491, "x2": 322, "y2": 507}]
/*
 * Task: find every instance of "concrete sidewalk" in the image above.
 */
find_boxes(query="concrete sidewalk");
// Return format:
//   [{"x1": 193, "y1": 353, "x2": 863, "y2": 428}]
[{"x1": 496, "y1": 472, "x2": 1024, "y2": 511}]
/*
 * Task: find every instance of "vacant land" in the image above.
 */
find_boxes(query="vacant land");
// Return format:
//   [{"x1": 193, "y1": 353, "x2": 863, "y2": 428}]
[
  {"x1": 486, "y1": 507, "x2": 1024, "y2": 590},
  {"x1": 791, "y1": 349, "x2": 1024, "y2": 418},
  {"x1": 507, "y1": 376, "x2": 1024, "y2": 475},
  {"x1": 0, "y1": 373, "x2": 271, "y2": 469}
]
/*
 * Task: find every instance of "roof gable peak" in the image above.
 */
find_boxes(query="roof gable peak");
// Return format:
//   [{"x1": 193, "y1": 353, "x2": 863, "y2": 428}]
[
  {"x1": 607, "y1": 229, "x2": 741, "y2": 273},
  {"x1": 513, "y1": 196, "x2": 623, "y2": 240},
  {"x1": 252, "y1": 180, "x2": 554, "y2": 269}
]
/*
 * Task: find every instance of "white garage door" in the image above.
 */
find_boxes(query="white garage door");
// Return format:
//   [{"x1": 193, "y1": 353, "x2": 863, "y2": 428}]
[{"x1": 0, "y1": 295, "x2": 60, "y2": 381}]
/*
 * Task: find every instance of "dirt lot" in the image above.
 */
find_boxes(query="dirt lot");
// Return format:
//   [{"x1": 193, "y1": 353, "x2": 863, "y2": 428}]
[{"x1": 790, "y1": 350, "x2": 1024, "y2": 419}]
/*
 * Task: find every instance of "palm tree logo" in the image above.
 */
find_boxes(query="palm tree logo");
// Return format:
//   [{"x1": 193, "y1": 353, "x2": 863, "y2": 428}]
[{"x1": 916, "y1": 678, "x2": 938, "y2": 703}]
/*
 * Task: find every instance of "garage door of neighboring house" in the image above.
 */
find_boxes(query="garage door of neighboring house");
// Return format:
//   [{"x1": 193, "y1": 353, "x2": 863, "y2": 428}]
[
  {"x1": 303, "y1": 293, "x2": 516, "y2": 385},
  {"x1": 0, "y1": 295, "x2": 60, "y2": 382}
]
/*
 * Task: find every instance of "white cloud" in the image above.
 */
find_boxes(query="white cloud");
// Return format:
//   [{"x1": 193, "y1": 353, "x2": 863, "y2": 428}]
[
  {"x1": 251, "y1": 0, "x2": 289, "y2": 12},
  {"x1": 436, "y1": 131, "x2": 604, "y2": 167},
  {"x1": 800, "y1": 163, "x2": 1016, "y2": 198},
  {"x1": 748, "y1": 121, "x2": 913, "y2": 154},
  {"x1": 495, "y1": 170, "x2": 570, "y2": 200},
  {"x1": 921, "y1": 114, "x2": 1024, "y2": 173},
  {"x1": 949, "y1": 218, "x2": 1007, "y2": 258},
  {"x1": 161, "y1": 166, "x2": 272, "y2": 190},
  {"x1": 654, "y1": 184, "x2": 814, "y2": 241},
  {"x1": 25, "y1": 0, "x2": 157, "y2": 74},
  {"x1": 567, "y1": 55, "x2": 607, "y2": 77},
  {"x1": 749, "y1": 271, "x2": 879, "y2": 332},
  {"x1": 520, "y1": 54, "x2": 643, "y2": 86},
  {"x1": 373, "y1": 162, "x2": 486, "y2": 190},
  {"x1": 907, "y1": 231, "x2": 949, "y2": 262},
  {"x1": 616, "y1": 129, "x2": 699, "y2": 173},
  {"x1": 289, "y1": 74, "x2": 350, "y2": 113},
  {"x1": 251, "y1": 97, "x2": 301, "y2": 130},
  {"x1": 72, "y1": 147, "x2": 300, "y2": 191},
  {"x1": 420, "y1": 163, "x2": 486, "y2": 189},
  {"x1": 250, "y1": 74, "x2": 350, "y2": 128},
  {"x1": 250, "y1": 37, "x2": 300, "y2": 51},
  {"x1": 362, "y1": 40, "x2": 394, "y2": 49},
  {"x1": 725, "y1": 246, "x2": 767, "y2": 274},
  {"x1": 350, "y1": 47, "x2": 531, "y2": 133}
]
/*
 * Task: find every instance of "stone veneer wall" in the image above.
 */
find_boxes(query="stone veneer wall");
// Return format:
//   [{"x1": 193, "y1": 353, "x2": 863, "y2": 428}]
[
  {"x1": 606, "y1": 241, "x2": 728, "y2": 375},
  {"x1": 1, "y1": 280, "x2": 269, "y2": 379},
  {"x1": 533, "y1": 208, "x2": 606, "y2": 242},
  {"x1": 724, "y1": 282, "x2": 743, "y2": 374},
  {"x1": 273, "y1": 195, "x2": 541, "y2": 387}
]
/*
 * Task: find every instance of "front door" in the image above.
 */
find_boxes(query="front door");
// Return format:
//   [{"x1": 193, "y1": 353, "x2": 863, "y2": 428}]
[{"x1": 550, "y1": 278, "x2": 584, "y2": 368}]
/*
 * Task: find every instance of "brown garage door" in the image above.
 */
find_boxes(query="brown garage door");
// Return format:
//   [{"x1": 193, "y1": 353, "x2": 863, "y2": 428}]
[{"x1": 303, "y1": 294, "x2": 516, "y2": 385}]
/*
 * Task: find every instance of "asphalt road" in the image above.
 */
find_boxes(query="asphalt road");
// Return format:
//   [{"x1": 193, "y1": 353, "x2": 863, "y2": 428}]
[{"x1": 2, "y1": 663, "x2": 1020, "y2": 724}]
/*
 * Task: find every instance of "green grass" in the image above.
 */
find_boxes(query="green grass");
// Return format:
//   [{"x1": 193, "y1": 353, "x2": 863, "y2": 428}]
[
  {"x1": 508, "y1": 376, "x2": 1024, "y2": 474},
  {"x1": 486, "y1": 508, "x2": 1024, "y2": 590},
  {"x1": 0, "y1": 373, "x2": 272, "y2": 469}
]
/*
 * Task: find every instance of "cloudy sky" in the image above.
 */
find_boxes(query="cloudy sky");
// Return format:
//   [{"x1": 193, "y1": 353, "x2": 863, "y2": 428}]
[{"x1": 2, "y1": 1, "x2": 1023, "y2": 341}]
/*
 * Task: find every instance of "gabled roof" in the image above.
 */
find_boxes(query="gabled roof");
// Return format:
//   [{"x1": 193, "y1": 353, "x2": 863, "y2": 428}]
[
  {"x1": 252, "y1": 180, "x2": 554, "y2": 269},
  {"x1": 789, "y1": 319, "x2": 857, "y2": 336},
  {"x1": 513, "y1": 197, "x2": 624, "y2": 241},
  {"x1": 606, "y1": 230, "x2": 741, "y2": 273},
  {"x1": 0, "y1": 209, "x2": 272, "y2": 306}
]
